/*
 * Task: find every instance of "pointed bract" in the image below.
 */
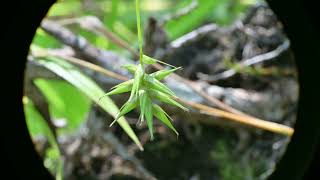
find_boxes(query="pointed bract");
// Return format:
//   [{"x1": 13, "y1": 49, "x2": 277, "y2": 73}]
[
  {"x1": 139, "y1": 90, "x2": 147, "y2": 123},
  {"x1": 142, "y1": 55, "x2": 157, "y2": 64},
  {"x1": 104, "y1": 82, "x2": 132, "y2": 96},
  {"x1": 129, "y1": 64, "x2": 144, "y2": 100},
  {"x1": 144, "y1": 75, "x2": 176, "y2": 96},
  {"x1": 144, "y1": 95, "x2": 154, "y2": 140},
  {"x1": 122, "y1": 64, "x2": 137, "y2": 74},
  {"x1": 150, "y1": 67, "x2": 182, "y2": 80},
  {"x1": 110, "y1": 97, "x2": 139, "y2": 127},
  {"x1": 149, "y1": 89, "x2": 188, "y2": 111},
  {"x1": 152, "y1": 104, "x2": 179, "y2": 136},
  {"x1": 111, "y1": 79, "x2": 133, "y2": 89}
]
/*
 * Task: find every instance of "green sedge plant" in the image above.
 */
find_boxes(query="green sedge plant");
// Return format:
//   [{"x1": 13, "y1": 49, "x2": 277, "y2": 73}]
[{"x1": 100, "y1": 0, "x2": 188, "y2": 140}]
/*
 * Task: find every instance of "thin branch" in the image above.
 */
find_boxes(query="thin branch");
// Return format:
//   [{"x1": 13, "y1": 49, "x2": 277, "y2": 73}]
[
  {"x1": 162, "y1": 0, "x2": 199, "y2": 24},
  {"x1": 49, "y1": 52, "x2": 129, "y2": 81},
  {"x1": 198, "y1": 40, "x2": 291, "y2": 82},
  {"x1": 41, "y1": 19, "x2": 132, "y2": 77},
  {"x1": 177, "y1": 98, "x2": 294, "y2": 137},
  {"x1": 170, "y1": 23, "x2": 218, "y2": 48},
  {"x1": 54, "y1": 16, "x2": 140, "y2": 59}
]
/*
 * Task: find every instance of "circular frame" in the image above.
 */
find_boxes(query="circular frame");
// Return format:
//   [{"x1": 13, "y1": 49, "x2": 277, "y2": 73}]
[{"x1": 2, "y1": 0, "x2": 319, "y2": 179}]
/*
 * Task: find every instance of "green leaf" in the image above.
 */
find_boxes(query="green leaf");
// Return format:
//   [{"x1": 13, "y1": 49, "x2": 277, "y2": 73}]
[
  {"x1": 149, "y1": 89, "x2": 188, "y2": 111},
  {"x1": 152, "y1": 104, "x2": 179, "y2": 136},
  {"x1": 144, "y1": 75, "x2": 176, "y2": 96},
  {"x1": 150, "y1": 67, "x2": 182, "y2": 80},
  {"x1": 34, "y1": 79, "x2": 91, "y2": 134},
  {"x1": 36, "y1": 56, "x2": 143, "y2": 151},
  {"x1": 23, "y1": 96, "x2": 63, "y2": 180}
]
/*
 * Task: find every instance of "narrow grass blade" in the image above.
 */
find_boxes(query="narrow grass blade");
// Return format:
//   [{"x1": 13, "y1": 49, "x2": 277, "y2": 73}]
[{"x1": 36, "y1": 56, "x2": 143, "y2": 150}]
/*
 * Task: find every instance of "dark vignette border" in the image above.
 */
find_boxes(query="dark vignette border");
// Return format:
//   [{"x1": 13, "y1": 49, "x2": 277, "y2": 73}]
[{"x1": 1, "y1": 0, "x2": 319, "y2": 179}]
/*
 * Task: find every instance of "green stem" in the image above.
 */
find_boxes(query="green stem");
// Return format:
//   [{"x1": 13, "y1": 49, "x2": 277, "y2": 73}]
[{"x1": 135, "y1": 0, "x2": 144, "y2": 65}]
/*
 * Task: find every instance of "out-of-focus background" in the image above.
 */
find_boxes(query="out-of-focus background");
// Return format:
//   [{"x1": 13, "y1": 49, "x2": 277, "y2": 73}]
[{"x1": 24, "y1": 0, "x2": 299, "y2": 179}]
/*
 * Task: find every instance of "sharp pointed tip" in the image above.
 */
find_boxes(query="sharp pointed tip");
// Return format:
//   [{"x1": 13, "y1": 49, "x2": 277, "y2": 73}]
[{"x1": 109, "y1": 119, "x2": 117, "y2": 127}]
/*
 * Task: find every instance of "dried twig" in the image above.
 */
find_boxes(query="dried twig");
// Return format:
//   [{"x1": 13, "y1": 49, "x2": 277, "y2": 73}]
[
  {"x1": 162, "y1": 0, "x2": 199, "y2": 24},
  {"x1": 177, "y1": 98, "x2": 294, "y2": 136},
  {"x1": 170, "y1": 23, "x2": 218, "y2": 48},
  {"x1": 55, "y1": 16, "x2": 138, "y2": 59},
  {"x1": 49, "y1": 53, "x2": 129, "y2": 81},
  {"x1": 198, "y1": 39, "x2": 290, "y2": 82}
]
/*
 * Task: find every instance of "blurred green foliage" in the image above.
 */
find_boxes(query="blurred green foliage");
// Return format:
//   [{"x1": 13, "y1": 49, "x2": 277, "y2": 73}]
[
  {"x1": 23, "y1": 97, "x2": 63, "y2": 180},
  {"x1": 211, "y1": 140, "x2": 269, "y2": 180},
  {"x1": 34, "y1": 79, "x2": 91, "y2": 134}
]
